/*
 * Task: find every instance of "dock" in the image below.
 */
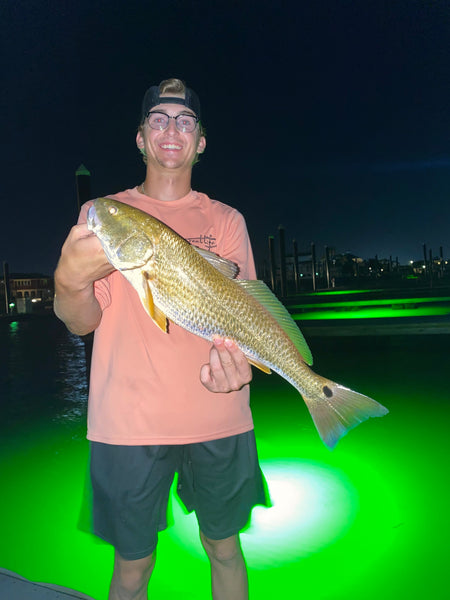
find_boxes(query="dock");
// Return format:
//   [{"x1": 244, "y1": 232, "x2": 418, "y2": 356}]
[{"x1": 0, "y1": 568, "x2": 95, "y2": 600}]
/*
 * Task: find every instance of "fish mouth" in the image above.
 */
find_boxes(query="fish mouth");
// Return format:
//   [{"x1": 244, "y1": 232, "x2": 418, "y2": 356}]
[
  {"x1": 87, "y1": 205, "x2": 99, "y2": 232},
  {"x1": 87, "y1": 201, "x2": 152, "y2": 270}
]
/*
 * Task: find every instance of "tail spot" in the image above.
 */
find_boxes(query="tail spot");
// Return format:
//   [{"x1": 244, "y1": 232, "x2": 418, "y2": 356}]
[{"x1": 323, "y1": 385, "x2": 333, "y2": 398}]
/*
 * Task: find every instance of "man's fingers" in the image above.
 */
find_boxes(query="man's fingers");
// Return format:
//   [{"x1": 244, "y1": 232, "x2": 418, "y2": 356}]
[
  {"x1": 200, "y1": 338, "x2": 252, "y2": 393},
  {"x1": 214, "y1": 338, "x2": 252, "y2": 382}
]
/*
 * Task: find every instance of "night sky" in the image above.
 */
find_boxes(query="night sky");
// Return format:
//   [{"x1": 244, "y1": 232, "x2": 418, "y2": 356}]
[{"x1": 2, "y1": 0, "x2": 449, "y2": 275}]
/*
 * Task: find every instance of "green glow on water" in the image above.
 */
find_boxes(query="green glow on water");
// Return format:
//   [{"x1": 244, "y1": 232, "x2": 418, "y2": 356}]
[
  {"x1": 293, "y1": 305, "x2": 450, "y2": 320},
  {"x1": 287, "y1": 294, "x2": 450, "y2": 321},
  {"x1": 288, "y1": 296, "x2": 450, "y2": 309},
  {"x1": 306, "y1": 289, "x2": 378, "y2": 296},
  {"x1": 1, "y1": 325, "x2": 448, "y2": 598}
]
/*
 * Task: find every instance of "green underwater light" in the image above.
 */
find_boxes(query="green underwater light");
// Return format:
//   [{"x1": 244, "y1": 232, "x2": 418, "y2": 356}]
[
  {"x1": 243, "y1": 459, "x2": 359, "y2": 565},
  {"x1": 166, "y1": 458, "x2": 358, "y2": 568}
]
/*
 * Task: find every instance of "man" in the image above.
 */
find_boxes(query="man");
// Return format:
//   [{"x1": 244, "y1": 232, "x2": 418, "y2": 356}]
[{"x1": 54, "y1": 78, "x2": 268, "y2": 600}]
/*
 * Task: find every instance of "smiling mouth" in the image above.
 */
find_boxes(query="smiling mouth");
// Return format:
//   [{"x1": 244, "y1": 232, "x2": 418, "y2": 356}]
[{"x1": 160, "y1": 143, "x2": 182, "y2": 150}]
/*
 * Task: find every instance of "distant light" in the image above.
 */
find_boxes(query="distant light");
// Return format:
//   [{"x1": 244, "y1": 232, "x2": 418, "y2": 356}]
[
  {"x1": 8, "y1": 302, "x2": 15, "y2": 308},
  {"x1": 31, "y1": 298, "x2": 42, "y2": 303}
]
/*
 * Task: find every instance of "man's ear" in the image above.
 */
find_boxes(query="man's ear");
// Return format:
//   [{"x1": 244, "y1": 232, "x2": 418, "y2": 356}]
[
  {"x1": 197, "y1": 136, "x2": 206, "y2": 154},
  {"x1": 136, "y1": 130, "x2": 145, "y2": 150}
]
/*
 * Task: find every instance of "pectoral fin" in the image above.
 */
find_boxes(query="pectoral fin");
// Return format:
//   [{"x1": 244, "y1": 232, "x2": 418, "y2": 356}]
[{"x1": 142, "y1": 272, "x2": 168, "y2": 333}]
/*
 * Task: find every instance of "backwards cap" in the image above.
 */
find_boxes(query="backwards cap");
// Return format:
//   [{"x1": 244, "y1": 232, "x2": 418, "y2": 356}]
[{"x1": 141, "y1": 83, "x2": 201, "y2": 123}]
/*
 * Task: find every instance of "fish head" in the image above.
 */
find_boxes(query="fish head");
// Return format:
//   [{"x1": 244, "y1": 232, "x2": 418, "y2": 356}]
[{"x1": 87, "y1": 198, "x2": 157, "y2": 270}]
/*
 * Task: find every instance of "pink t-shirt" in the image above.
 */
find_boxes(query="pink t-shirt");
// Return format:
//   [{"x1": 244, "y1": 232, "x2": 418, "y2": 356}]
[{"x1": 78, "y1": 187, "x2": 256, "y2": 445}]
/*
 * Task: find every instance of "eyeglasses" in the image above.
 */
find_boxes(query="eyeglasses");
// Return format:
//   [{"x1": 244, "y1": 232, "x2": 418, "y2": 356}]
[{"x1": 146, "y1": 111, "x2": 199, "y2": 133}]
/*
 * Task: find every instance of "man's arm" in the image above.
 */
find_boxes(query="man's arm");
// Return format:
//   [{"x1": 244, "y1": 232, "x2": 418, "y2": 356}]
[{"x1": 54, "y1": 223, "x2": 115, "y2": 335}]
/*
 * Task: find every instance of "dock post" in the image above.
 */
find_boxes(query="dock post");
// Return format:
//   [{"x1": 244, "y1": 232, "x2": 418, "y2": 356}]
[
  {"x1": 325, "y1": 246, "x2": 330, "y2": 288},
  {"x1": 268, "y1": 236, "x2": 276, "y2": 292},
  {"x1": 311, "y1": 242, "x2": 317, "y2": 291},
  {"x1": 75, "y1": 164, "x2": 91, "y2": 213},
  {"x1": 293, "y1": 239, "x2": 300, "y2": 293},
  {"x1": 3, "y1": 262, "x2": 11, "y2": 315},
  {"x1": 278, "y1": 225, "x2": 287, "y2": 298},
  {"x1": 75, "y1": 164, "x2": 93, "y2": 383}
]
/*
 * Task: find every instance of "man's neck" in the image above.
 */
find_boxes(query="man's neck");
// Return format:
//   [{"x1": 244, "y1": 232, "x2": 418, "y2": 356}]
[{"x1": 141, "y1": 168, "x2": 192, "y2": 202}]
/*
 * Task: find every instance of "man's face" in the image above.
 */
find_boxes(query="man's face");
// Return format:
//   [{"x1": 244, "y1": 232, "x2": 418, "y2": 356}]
[{"x1": 136, "y1": 97, "x2": 206, "y2": 171}]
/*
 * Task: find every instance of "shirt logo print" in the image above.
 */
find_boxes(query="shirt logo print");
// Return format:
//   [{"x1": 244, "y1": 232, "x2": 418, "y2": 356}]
[{"x1": 186, "y1": 234, "x2": 217, "y2": 251}]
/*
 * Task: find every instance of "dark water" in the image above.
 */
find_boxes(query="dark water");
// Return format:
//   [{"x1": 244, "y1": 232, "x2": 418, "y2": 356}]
[
  {"x1": 0, "y1": 316, "x2": 88, "y2": 438},
  {"x1": 2, "y1": 316, "x2": 448, "y2": 432}
]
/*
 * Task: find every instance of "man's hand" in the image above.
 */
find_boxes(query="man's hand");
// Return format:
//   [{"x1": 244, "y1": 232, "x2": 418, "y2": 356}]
[
  {"x1": 55, "y1": 224, "x2": 115, "y2": 291},
  {"x1": 200, "y1": 337, "x2": 252, "y2": 393},
  {"x1": 54, "y1": 224, "x2": 115, "y2": 335}
]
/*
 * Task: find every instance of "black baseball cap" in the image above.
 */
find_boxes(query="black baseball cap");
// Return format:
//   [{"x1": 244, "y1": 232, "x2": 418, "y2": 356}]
[{"x1": 140, "y1": 83, "x2": 201, "y2": 123}]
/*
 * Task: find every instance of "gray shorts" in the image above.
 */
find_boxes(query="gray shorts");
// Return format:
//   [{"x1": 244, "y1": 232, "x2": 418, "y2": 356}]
[{"x1": 89, "y1": 430, "x2": 269, "y2": 560}]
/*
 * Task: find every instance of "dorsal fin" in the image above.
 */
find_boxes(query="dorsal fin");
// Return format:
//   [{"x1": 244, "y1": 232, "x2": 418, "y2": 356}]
[
  {"x1": 193, "y1": 246, "x2": 240, "y2": 279},
  {"x1": 236, "y1": 280, "x2": 313, "y2": 365}
]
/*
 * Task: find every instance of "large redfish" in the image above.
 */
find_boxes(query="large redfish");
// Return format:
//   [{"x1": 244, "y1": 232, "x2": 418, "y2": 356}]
[{"x1": 87, "y1": 197, "x2": 388, "y2": 449}]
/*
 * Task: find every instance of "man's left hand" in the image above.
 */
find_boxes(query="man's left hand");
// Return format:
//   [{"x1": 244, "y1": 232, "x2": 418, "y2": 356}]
[{"x1": 200, "y1": 337, "x2": 252, "y2": 393}]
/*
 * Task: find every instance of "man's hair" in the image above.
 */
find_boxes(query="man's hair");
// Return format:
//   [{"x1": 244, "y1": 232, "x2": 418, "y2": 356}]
[
  {"x1": 138, "y1": 78, "x2": 206, "y2": 166},
  {"x1": 159, "y1": 78, "x2": 186, "y2": 96}
]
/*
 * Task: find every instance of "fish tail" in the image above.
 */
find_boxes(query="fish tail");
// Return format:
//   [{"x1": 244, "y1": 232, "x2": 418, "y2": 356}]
[{"x1": 302, "y1": 381, "x2": 389, "y2": 450}]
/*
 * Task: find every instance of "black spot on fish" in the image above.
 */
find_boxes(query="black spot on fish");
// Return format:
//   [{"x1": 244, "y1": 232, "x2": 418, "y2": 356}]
[{"x1": 323, "y1": 385, "x2": 333, "y2": 398}]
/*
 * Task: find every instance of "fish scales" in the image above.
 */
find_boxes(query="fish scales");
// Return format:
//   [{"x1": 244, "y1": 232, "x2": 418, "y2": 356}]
[
  {"x1": 149, "y1": 226, "x2": 285, "y2": 357},
  {"x1": 88, "y1": 198, "x2": 389, "y2": 449}
]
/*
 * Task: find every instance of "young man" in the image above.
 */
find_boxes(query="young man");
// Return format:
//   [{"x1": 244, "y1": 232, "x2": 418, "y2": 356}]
[{"x1": 54, "y1": 79, "x2": 268, "y2": 600}]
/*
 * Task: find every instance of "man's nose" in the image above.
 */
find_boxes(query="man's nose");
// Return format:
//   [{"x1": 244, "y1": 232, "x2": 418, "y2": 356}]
[{"x1": 166, "y1": 118, "x2": 179, "y2": 133}]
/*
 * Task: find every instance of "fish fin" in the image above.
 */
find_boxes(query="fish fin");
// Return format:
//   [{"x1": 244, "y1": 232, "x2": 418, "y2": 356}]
[
  {"x1": 142, "y1": 272, "x2": 168, "y2": 333},
  {"x1": 236, "y1": 280, "x2": 313, "y2": 365},
  {"x1": 247, "y1": 356, "x2": 272, "y2": 374},
  {"x1": 301, "y1": 381, "x2": 389, "y2": 449},
  {"x1": 193, "y1": 246, "x2": 240, "y2": 279}
]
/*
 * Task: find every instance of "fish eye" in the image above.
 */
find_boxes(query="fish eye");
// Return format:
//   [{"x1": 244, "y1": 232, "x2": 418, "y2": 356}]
[{"x1": 108, "y1": 206, "x2": 118, "y2": 215}]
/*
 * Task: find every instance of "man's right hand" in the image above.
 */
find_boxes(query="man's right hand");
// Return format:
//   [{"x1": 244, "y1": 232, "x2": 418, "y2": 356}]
[
  {"x1": 55, "y1": 223, "x2": 115, "y2": 291},
  {"x1": 53, "y1": 224, "x2": 115, "y2": 335}
]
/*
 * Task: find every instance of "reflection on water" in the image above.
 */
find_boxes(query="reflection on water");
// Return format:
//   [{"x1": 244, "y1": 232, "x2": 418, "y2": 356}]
[{"x1": 0, "y1": 317, "x2": 88, "y2": 432}]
